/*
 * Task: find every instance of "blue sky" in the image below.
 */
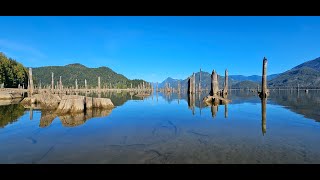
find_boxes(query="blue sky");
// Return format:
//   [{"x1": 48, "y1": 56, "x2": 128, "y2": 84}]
[{"x1": 0, "y1": 16, "x2": 320, "y2": 82}]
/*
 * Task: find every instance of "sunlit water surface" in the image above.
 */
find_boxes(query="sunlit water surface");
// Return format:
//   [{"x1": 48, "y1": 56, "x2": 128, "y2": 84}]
[{"x1": 1, "y1": 90, "x2": 320, "y2": 163}]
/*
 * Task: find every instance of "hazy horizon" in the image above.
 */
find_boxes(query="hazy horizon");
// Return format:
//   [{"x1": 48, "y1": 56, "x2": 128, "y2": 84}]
[{"x1": 1, "y1": 16, "x2": 319, "y2": 82}]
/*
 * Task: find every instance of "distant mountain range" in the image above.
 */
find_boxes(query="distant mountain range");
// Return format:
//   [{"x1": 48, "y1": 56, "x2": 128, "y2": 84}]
[
  {"x1": 158, "y1": 72, "x2": 278, "y2": 89},
  {"x1": 229, "y1": 74, "x2": 279, "y2": 82},
  {"x1": 158, "y1": 71, "x2": 239, "y2": 89},
  {"x1": 158, "y1": 57, "x2": 320, "y2": 89},
  {"x1": 32, "y1": 63, "x2": 148, "y2": 89}
]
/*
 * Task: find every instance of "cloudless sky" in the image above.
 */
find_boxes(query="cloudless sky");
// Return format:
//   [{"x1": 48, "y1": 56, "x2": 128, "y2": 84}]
[{"x1": 0, "y1": 16, "x2": 320, "y2": 82}]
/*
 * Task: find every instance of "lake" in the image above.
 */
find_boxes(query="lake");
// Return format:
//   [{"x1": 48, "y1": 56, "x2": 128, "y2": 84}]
[{"x1": 1, "y1": 90, "x2": 320, "y2": 164}]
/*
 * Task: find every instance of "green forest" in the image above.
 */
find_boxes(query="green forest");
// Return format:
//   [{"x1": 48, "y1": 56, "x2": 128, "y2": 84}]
[
  {"x1": 32, "y1": 63, "x2": 149, "y2": 89},
  {"x1": 0, "y1": 52, "x2": 28, "y2": 88},
  {"x1": 0, "y1": 52, "x2": 150, "y2": 89}
]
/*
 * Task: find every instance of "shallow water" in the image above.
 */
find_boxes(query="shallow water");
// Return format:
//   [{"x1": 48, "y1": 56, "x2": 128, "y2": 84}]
[{"x1": 0, "y1": 90, "x2": 320, "y2": 164}]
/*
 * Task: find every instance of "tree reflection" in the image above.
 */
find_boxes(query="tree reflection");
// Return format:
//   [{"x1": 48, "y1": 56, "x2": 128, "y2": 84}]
[{"x1": 0, "y1": 104, "x2": 25, "y2": 128}]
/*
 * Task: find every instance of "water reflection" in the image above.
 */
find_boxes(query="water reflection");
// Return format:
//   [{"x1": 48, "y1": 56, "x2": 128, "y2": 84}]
[
  {"x1": 268, "y1": 90, "x2": 320, "y2": 122},
  {"x1": 35, "y1": 108, "x2": 114, "y2": 128},
  {"x1": 187, "y1": 93, "x2": 196, "y2": 115},
  {"x1": 261, "y1": 97, "x2": 267, "y2": 135},
  {"x1": 0, "y1": 91, "x2": 151, "y2": 128},
  {"x1": 0, "y1": 104, "x2": 25, "y2": 128},
  {"x1": 1, "y1": 90, "x2": 320, "y2": 163},
  {"x1": 1, "y1": 90, "x2": 320, "y2": 130}
]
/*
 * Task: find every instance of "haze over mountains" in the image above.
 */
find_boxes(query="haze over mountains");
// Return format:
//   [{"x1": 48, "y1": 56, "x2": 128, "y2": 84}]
[{"x1": 158, "y1": 57, "x2": 320, "y2": 89}]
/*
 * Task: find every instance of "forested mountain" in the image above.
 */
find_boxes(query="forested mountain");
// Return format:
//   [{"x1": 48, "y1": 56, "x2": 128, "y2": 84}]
[
  {"x1": 268, "y1": 57, "x2": 320, "y2": 87},
  {"x1": 159, "y1": 57, "x2": 320, "y2": 89},
  {"x1": 0, "y1": 52, "x2": 28, "y2": 88},
  {"x1": 292, "y1": 57, "x2": 320, "y2": 71},
  {"x1": 229, "y1": 74, "x2": 279, "y2": 82},
  {"x1": 32, "y1": 63, "x2": 148, "y2": 89}
]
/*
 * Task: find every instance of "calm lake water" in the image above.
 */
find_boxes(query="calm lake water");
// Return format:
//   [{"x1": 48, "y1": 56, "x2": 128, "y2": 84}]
[{"x1": 1, "y1": 90, "x2": 320, "y2": 164}]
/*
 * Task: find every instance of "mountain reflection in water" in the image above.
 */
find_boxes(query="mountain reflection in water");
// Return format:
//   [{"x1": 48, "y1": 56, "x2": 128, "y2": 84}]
[
  {"x1": 1, "y1": 90, "x2": 320, "y2": 163},
  {"x1": 1, "y1": 90, "x2": 320, "y2": 129}
]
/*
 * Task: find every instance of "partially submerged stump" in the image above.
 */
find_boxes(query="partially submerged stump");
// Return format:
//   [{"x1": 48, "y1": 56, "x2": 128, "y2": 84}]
[
  {"x1": 92, "y1": 98, "x2": 114, "y2": 109},
  {"x1": 0, "y1": 92, "x2": 13, "y2": 100},
  {"x1": 259, "y1": 57, "x2": 269, "y2": 98},
  {"x1": 56, "y1": 95, "x2": 114, "y2": 114},
  {"x1": 210, "y1": 70, "x2": 219, "y2": 96},
  {"x1": 223, "y1": 69, "x2": 228, "y2": 96},
  {"x1": 0, "y1": 91, "x2": 23, "y2": 100},
  {"x1": 203, "y1": 95, "x2": 231, "y2": 105},
  {"x1": 203, "y1": 69, "x2": 231, "y2": 106},
  {"x1": 20, "y1": 93, "x2": 61, "y2": 109},
  {"x1": 56, "y1": 95, "x2": 85, "y2": 114},
  {"x1": 188, "y1": 73, "x2": 196, "y2": 94},
  {"x1": 0, "y1": 98, "x2": 22, "y2": 106}
]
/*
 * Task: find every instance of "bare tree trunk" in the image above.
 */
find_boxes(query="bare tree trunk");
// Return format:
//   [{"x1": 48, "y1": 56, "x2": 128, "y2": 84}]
[
  {"x1": 51, "y1": 72, "x2": 54, "y2": 91},
  {"x1": 59, "y1": 76, "x2": 62, "y2": 90},
  {"x1": 192, "y1": 73, "x2": 196, "y2": 94},
  {"x1": 210, "y1": 70, "x2": 219, "y2": 96},
  {"x1": 260, "y1": 57, "x2": 268, "y2": 98},
  {"x1": 98, "y1": 76, "x2": 101, "y2": 90},
  {"x1": 199, "y1": 68, "x2": 202, "y2": 92},
  {"x1": 28, "y1": 68, "x2": 34, "y2": 96},
  {"x1": 223, "y1": 69, "x2": 228, "y2": 95}
]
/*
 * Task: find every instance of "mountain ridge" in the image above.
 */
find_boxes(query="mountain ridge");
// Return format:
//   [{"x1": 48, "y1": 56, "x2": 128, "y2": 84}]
[{"x1": 31, "y1": 63, "x2": 148, "y2": 89}]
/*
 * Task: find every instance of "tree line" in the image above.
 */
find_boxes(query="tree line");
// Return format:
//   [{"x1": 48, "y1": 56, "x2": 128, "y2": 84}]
[{"x1": 0, "y1": 52, "x2": 28, "y2": 88}]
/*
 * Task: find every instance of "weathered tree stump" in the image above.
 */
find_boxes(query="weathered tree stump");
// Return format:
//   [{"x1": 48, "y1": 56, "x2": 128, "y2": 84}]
[
  {"x1": 223, "y1": 69, "x2": 228, "y2": 96},
  {"x1": 28, "y1": 68, "x2": 34, "y2": 96},
  {"x1": 210, "y1": 70, "x2": 219, "y2": 96},
  {"x1": 51, "y1": 72, "x2": 54, "y2": 91},
  {"x1": 259, "y1": 57, "x2": 269, "y2": 98}
]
